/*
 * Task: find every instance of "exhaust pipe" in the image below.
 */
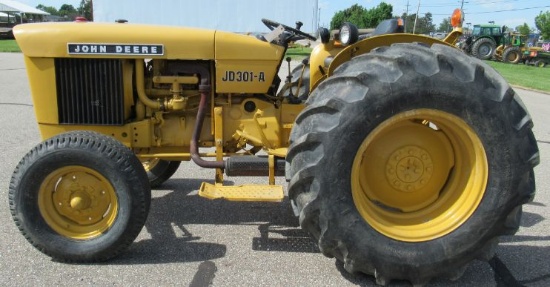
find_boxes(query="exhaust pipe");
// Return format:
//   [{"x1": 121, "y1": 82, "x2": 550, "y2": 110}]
[{"x1": 225, "y1": 156, "x2": 285, "y2": 176}]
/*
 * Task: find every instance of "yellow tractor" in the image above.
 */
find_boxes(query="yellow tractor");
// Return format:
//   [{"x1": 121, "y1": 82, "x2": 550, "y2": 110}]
[
  {"x1": 9, "y1": 9, "x2": 539, "y2": 286},
  {"x1": 494, "y1": 31, "x2": 527, "y2": 64}
]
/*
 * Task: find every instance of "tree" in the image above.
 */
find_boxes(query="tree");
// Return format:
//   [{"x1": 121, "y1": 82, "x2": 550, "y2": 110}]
[
  {"x1": 330, "y1": 4, "x2": 366, "y2": 30},
  {"x1": 402, "y1": 13, "x2": 435, "y2": 34},
  {"x1": 535, "y1": 11, "x2": 550, "y2": 40},
  {"x1": 59, "y1": 4, "x2": 77, "y2": 18},
  {"x1": 330, "y1": 2, "x2": 393, "y2": 30},
  {"x1": 516, "y1": 23, "x2": 531, "y2": 35},
  {"x1": 364, "y1": 2, "x2": 393, "y2": 28},
  {"x1": 78, "y1": 0, "x2": 93, "y2": 21},
  {"x1": 36, "y1": 4, "x2": 58, "y2": 15},
  {"x1": 438, "y1": 17, "x2": 451, "y2": 33}
]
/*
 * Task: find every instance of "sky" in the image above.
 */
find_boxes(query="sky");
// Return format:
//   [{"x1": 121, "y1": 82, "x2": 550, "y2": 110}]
[
  {"x1": 317, "y1": 0, "x2": 550, "y2": 31},
  {"x1": 15, "y1": 0, "x2": 550, "y2": 31}
]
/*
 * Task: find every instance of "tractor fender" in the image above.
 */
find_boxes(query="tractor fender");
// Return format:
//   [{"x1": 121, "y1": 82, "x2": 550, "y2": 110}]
[{"x1": 310, "y1": 34, "x2": 457, "y2": 92}]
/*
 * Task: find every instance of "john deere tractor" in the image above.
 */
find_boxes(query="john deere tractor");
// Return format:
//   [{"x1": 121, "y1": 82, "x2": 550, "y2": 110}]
[
  {"x1": 524, "y1": 47, "x2": 550, "y2": 67},
  {"x1": 494, "y1": 32, "x2": 527, "y2": 64},
  {"x1": 462, "y1": 23, "x2": 504, "y2": 60},
  {"x1": 9, "y1": 9, "x2": 539, "y2": 286}
]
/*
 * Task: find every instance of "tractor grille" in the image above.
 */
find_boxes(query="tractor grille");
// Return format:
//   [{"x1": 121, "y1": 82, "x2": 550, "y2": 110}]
[{"x1": 55, "y1": 58, "x2": 124, "y2": 125}]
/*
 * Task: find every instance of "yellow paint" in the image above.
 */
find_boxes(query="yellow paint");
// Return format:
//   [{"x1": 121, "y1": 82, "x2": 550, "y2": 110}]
[
  {"x1": 214, "y1": 31, "x2": 284, "y2": 93},
  {"x1": 23, "y1": 56, "x2": 58, "y2": 124},
  {"x1": 14, "y1": 22, "x2": 215, "y2": 59},
  {"x1": 308, "y1": 42, "x2": 343, "y2": 91},
  {"x1": 214, "y1": 107, "x2": 224, "y2": 184},
  {"x1": 328, "y1": 33, "x2": 457, "y2": 77},
  {"x1": 199, "y1": 182, "x2": 284, "y2": 202},
  {"x1": 351, "y1": 109, "x2": 487, "y2": 241},
  {"x1": 222, "y1": 98, "x2": 282, "y2": 149}
]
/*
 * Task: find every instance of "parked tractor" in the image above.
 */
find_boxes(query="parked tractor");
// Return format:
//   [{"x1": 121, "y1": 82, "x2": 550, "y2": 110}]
[
  {"x1": 494, "y1": 32, "x2": 527, "y2": 64},
  {"x1": 10, "y1": 9, "x2": 539, "y2": 286},
  {"x1": 462, "y1": 23, "x2": 504, "y2": 60},
  {"x1": 524, "y1": 47, "x2": 550, "y2": 67}
]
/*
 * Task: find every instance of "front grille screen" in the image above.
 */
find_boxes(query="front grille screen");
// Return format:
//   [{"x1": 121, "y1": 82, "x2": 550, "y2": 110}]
[{"x1": 55, "y1": 58, "x2": 124, "y2": 125}]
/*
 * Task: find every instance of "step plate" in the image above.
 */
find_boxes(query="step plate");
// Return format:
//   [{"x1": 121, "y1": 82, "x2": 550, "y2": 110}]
[{"x1": 199, "y1": 182, "x2": 284, "y2": 202}]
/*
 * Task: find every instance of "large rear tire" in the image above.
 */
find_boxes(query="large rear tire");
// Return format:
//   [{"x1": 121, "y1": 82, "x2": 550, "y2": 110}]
[
  {"x1": 9, "y1": 131, "x2": 151, "y2": 262},
  {"x1": 502, "y1": 46, "x2": 522, "y2": 64},
  {"x1": 287, "y1": 43, "x2": 539, "y2": 285},
  {"x1": 472, "y1": 37, "x2": 496, "y2": 60}
]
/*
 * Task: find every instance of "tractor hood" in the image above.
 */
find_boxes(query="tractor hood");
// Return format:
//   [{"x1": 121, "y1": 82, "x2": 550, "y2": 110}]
[{"x1": 14, "y1": 22, "x2": 283, "y2": 61}]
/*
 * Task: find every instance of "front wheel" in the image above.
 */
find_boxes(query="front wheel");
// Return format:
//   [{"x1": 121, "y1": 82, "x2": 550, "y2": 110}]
[
  {"x1": 502, "y1": 46, "x2": 522, "y2": 64},
  {"x1": 9, "y1": 131, "x2": 151, "y2": 262},
  {"x1": 287, "y1": 43, "x2": 539, "y2": 285}
]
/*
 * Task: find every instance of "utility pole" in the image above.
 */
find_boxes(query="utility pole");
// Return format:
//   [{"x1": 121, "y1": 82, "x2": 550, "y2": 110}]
[
  {"x1": 404, "y1": 0, "x2": 410, "y2": 33},
  {"x1": 413, "y1": 0, "x2": 421, "y2": 34},
  {"x1": 460, "y1": 0, "x2": 466, "y2": 22}
]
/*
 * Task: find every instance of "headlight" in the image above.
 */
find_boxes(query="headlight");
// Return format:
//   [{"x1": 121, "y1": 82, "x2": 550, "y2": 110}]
[{"x1": 339, "y1": 22, "x2": 358, "y2": 46}]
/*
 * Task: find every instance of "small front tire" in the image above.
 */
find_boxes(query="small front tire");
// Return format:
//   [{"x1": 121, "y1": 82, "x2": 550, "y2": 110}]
[{"x1": 9, "y1": 131, "x2": 151, "y2": 262}]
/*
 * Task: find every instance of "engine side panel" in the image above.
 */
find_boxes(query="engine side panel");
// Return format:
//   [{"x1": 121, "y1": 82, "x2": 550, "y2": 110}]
[{"x1": 215, "y1": 31, "x2": 284, "y2": 93}]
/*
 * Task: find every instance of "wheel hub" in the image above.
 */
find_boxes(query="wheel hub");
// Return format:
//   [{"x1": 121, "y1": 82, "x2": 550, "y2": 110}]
[
  {"x1": 386, "y1": 146, "x2": 433, "y2": 193},
  {"x1": 39, "y1": 166, "x2": 118, "y2": 239},
  {"x1": 479, "y1": 44, "x2": 492, "y2": 56},
  {"x1": 69, "y1": 191, "x2": 92, "y2": 210}
]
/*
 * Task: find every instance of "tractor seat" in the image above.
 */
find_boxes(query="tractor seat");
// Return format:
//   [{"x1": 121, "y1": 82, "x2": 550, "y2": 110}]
[{"x1": 360, "y1": 19, "x2": 404, "y2": 40}]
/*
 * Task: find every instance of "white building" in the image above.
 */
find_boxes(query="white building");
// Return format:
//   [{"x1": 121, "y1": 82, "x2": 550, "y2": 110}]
[{"x1": 93, "y1": 0, "x2": 319, "y2": 34}]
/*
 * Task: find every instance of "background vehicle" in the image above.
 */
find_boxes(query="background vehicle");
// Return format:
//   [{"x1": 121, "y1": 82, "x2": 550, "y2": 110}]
[
  {"x1": 0, "y1": 23, "x2": 15, "y2": 39},
  {"x1": 461, "y1": 23, "x2": 504, "y2": 60},
  {"x1": 494, "y1": 31, "x2": 527, "y2": 64},
  {"x1": 9, "y1": 9, "x2": 538, "y2": 286},
  {"x1": 524, "y1": 47, "x2": 550, "y2": 67}
]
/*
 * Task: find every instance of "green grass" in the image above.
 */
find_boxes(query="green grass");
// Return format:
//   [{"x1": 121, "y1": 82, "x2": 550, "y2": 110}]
[
  {"x1": 0, "y1": 39, "x2": 21, "y2": 52},
  {"x1": 285, "y1": 46, "x2": 313, "y2": 60},
  {"x1": 486, "y1": 60, "x2": 550, "y2": 92}
]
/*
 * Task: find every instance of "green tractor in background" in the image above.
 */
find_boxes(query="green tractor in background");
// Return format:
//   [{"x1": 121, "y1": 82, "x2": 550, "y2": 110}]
[
  {"x1": 462, "y1": 24, "x2": 504, "y2": 60},
  {"x1": 524, "y1": 47, "x2": 550, "y2": 67}
]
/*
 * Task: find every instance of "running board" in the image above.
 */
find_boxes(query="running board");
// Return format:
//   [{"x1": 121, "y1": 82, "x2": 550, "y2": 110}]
[{"x1": 199, "y1": 182, "x2": 284, "y2": 202}]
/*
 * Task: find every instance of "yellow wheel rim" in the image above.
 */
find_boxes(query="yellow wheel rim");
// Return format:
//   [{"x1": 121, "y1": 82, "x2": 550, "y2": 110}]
[
  {"x1": 38, "y1": 166, "x2": 118, "y2": 240},
  {"x1": 507, "y1": 52, "x2": 519, "y2": 62},
  {"x1": 141, "y1": 158, "x2": 160, "y2": 172},
  {"x1": 351, "y1": 109, "x2": 488, "y2": 242}
]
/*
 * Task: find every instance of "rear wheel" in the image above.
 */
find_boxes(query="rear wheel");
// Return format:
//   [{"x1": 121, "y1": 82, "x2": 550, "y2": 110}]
[
  {"x1": 9, "y1": 131, "x2": 151, "y2": 262},
  {"x1": 287, "y1": 43, "x2": 539, "y2": 285},
  {"x1": 472, "y1": 38, "x2": 496, "y2": 60},
  {"x1": 502, "y1": 47, "x2": 522, "y2": 64},
  {"x1": 141, "y1": 158, "x2": 181, "y2": 187}
]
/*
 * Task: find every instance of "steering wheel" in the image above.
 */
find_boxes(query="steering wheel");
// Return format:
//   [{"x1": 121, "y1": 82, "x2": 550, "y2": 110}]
[{"x1": 262, "y1": 18, "x2": 317, "y2": 41}]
